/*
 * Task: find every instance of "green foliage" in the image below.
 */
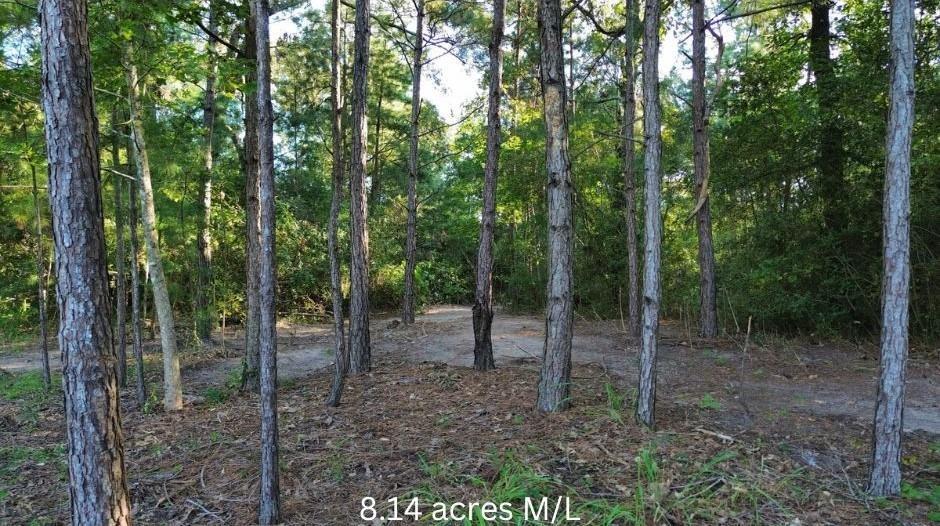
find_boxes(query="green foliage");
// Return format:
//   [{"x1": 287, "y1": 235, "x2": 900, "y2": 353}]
[{"x1": 1, "y1": 0, "x2": 939, "y2": 343}]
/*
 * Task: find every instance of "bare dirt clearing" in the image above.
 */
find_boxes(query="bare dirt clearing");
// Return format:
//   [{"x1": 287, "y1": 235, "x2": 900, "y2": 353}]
[{"x1": 1, "y1": 305, "x2": 938, "y2": 524}]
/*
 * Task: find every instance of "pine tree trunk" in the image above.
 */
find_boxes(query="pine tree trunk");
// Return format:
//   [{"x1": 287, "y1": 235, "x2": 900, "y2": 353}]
[
  {"x1": 621, "y1": 0, "x2": 640, "y2": 339},
  {"x1": 327, "y1": 0, "x2": 349, "y2": 407},
  {"x1": 472, "y1": 0, "x2": 505, "y2": 371},
  {"x1": 809, "y1": 0, "x2": 845, "y2": 234},
  {"x1": 40, "y1": 0, "x2": 133, "y2": 521},
  {"x1": 868, "y1": 0, "x2": 914, "y2": 497},
  {"x1": 369, "y1": 72, "x2": 383, "y2": 212},
  {"x1": 636, "y1": 0, "x2": 663, "y2": 428},
  {"x1": 195, "y1": 3, "x2": 218, "y2": 345},
  {"x1": 242, "y1": 6, "x2": 262, "y2": 393},
  {"x1": 691, "y1": 0, "x2": 718, "y2": 338},
  {"x1": 124, "y1": 44, "x2": 183, "y2": 412},
  {"x1": 253, "y1": 0, "x2": 281, "y2": 521},
  {"x1": 402, "y1": 0, "x2": 425, "y2": 326},
  {"x1": 111, "y1": 120, "x2": 128, "y2": 387},
  {"x1": 348, "y1": 0, "x2": 373, "y2": 373},
  {"x1": 128, "y1": 177, "x2": 147, "y2": 408},
  {"x1": 31, "y1": 165, "x2": 52, "y2": 390},
  {"x1": 535, "y1": 0, "x2": 574, "y2": 413}
]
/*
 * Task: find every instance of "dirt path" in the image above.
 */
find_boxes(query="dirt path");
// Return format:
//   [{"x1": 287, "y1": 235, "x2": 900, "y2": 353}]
[{"x1": 3, "y1": 304, "x2": 938, "y2": 433}]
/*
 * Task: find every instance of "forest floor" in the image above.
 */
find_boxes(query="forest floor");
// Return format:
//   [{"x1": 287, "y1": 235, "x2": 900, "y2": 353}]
[{"x1": 1, "y1": 305, "x2": 938, "y2": 524}]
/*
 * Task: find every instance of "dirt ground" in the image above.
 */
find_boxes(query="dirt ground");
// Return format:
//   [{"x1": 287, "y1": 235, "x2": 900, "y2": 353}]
[{"x1": 1, "y1": 305, "x2": 938, "y2": 524}]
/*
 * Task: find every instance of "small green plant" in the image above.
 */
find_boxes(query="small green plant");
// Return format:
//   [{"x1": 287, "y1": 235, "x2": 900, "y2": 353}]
[
  {"x1": 142, "y1": 385, "x2": 160, "y2": 414},
  {"x1": 699, "y1": 393, "x2": 721, "y2": 410},
  {"x1": 604, "y1": 382, "x2": 627, "y2": 425}
]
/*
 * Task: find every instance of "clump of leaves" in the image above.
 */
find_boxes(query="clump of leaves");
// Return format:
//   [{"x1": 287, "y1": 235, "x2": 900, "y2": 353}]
[{"x1": 699, "y1": 393, "x2": 721, "y2": 410}]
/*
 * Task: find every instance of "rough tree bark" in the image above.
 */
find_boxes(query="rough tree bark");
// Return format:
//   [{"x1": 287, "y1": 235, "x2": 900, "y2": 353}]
[
  {"x1": 31, "y1": 164, "x2": 52, "y2": 390},
  {"x1": 691, "y1": 0, "x2": 718, "y2": 338},
  {"x1": 472, "y1": 0, "x2": 505, "y2": 371},
  {"x1": 253, "y1": 0, "x2": 281, "y2": 521},
  {"x1": 195, "y1": 2, "x2": 218, "y2": 345},
  {"x1": 636, "y1": 0, "x2": 663, "y2": 428},
  {"x1": 327, "y1": 0, "x2": 349, "y2": 407},
  {"x1": 242, "y1": 4, "x2": 262, "y2": 393},
  {"x1": 110, "y1": 116, "x2": 128, "y2": 387},
  {"x1": 125, "y1": 44, "x2": 184, "y2": 411},
  {"x1": 620, "y1": 0, "x2": 640, "y2": 339},
  {"x1": 535, "y1": 0, "x2": 574, "y2": 413},
  {"x1": 868, "y1": 0, "x2": 914, "y2": 497},
  {"x1": 348, "y1": 0, "x2": 373, "y2": 373},
  {"x1": 40, "y1": 0, "x2": 133, "y2": 521},
  {"x1": 402, "y1": 0, "x2": 425, "y2": 326},
  {"x1": 128, "y1": 177, "x2": 147, "y2": 408}
]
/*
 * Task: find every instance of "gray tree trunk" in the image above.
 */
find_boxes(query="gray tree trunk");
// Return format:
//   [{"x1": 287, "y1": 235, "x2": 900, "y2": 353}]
[
  {"x1": 124, "y1": 44, "x2": 184, "y2": 411},
  {"x1": 348, "y1": 0, "x2": 373, "y2": 373},
  {"x1": 691, "y1": 0, "x2": 718, "y2": 338},
  {"x1": 110, "y1": 116, "x2": 128, "y2": 387},
  {"x1": 195, "y1": 3, "x2": 218, "y2": 345},
  {"x1": 40, "y1": 0, "x2": 133, "y2": 521},
  {"x1": 402, "y1": 0, "x2": 425, "y2": 326},
  {"x1": 31, "y1": 164, "x2": 52, "y2": 390},
  {"x1": 242, "y1": 6, "x2": 262, "y2": 393},
  {"x1": 636, "y1": 0, "x2": 662, "y2": 428},
  {"x1": 868, "y1": 0, "x2": 914, "y2": 497},
  {"x1": 535, "y1": 0, "x2": 574, "y2": 413},
  {"x1": 621, "y1": 0, "x2": 640, "y2": 339},
  {"x1": 472, "y1": 0, "x2": 505, "y2": 371},
  {"x1": 128, "y1": 177, "x2": 147, "y2": 408},
  {"x1": 253, "y1": 0, "x2": 281, "y2": 521},
  {"x1": 327, "y1": 0, "x2": 349, "y2": 407}
]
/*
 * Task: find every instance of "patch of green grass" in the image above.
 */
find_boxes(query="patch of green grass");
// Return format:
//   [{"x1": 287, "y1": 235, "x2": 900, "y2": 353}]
[
  {"x1": 202, "y1": 386, "x2": 229, "y2": 405},
  {"x1": 0, "y1": 371, "x2": 59, "y2": 427},
  {"x1": 603, "y1": 383, "x2": 628, "y2": 425},
  {"x1": 901, "y1": 482, "x2": 940, "y2": 522},
  {"x1": 0, "y1": 444, "x2": 66, "y2": 486},
  {"x1": 699, "y1": 393, "x2": 721, "y2": 410},
  {"x1": 418, "y1": 454, "x2": 458, "y2": 483}
]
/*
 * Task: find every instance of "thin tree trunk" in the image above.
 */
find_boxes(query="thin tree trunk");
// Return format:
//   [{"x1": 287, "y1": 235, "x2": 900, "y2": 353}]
[
  {"x1": 31, "y1": 164, "x2": 52, "y2": 390},
  {"x1": 472, "y1": 0, "x2": 505, "y2": 371},
  {"x1": 868, "y1": 0, "x2": 914, "y2": 497},
  {"x1": 40, "y1": 0, "x2": 132, "y2": 521},
  {"x1": 402, "y1": 0, "x2": 425, "y2": 326},
  {"x1": 348, "y1": 0, "x2": 373, "y2": 373},
  {"x1": 128, "y1": 178, "x2": 147, "y2": 408},
  {"x1": 327, "y1": 0, "x2": 349, "y2": 407},
  {"x1": 636, "y1": 0, "x2": 662, "y2": 428},
  {"x1": 195, "y1": 3, "x2": 218, "y2": 345},
  {"x1": 124, "y1": 44, "x2": 183, "y2": 412},
  {"x1": 510, "y1": 0, "x2": 523, "y2": 125},
  {"x1": 535, "y1": 0, "x2": 574, "y2": 413},
  {"x1": 242, "y1": 5, "x2": 262, "y2": 393},
  {"x1": 369, "y1": 78, "x2": 383, "y2": 210},
  {"x1": 691, "y1": 0, "x2": 718, "y2": 338},
  {"x1": 621, "y1": 0, "x2": 640, "y2": 339},
  {"x1": 111, "y1": 116, "x2": 128, "y2": 387},
  {"x1": 253, "y1": 0, "x2": 280, "y2": 521}
]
